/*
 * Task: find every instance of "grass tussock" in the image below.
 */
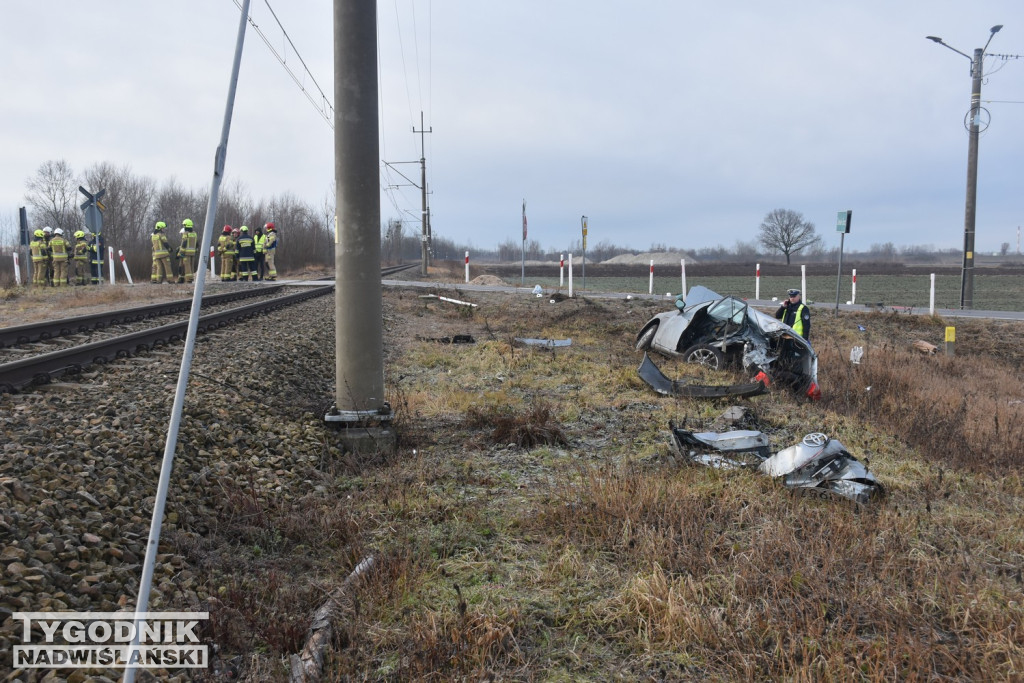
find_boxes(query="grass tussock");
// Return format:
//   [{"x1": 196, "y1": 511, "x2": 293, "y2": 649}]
[{"x1": 464, "y1": 401, "x2": 569, "y2": 448}]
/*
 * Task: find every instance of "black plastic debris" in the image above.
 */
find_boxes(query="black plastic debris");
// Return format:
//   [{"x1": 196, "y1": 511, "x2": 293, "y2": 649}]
[{"x1": 640, "y1": 353, "x2": 767, "y2": 399}]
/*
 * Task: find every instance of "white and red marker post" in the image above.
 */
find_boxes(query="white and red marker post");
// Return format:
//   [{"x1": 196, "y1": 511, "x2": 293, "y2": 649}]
[
  {"x1": 118, "y1": 250, "x2": 134, "y2": 285},
  {"x1": 681, "y1": 258, "x2": 687, "y2": 298},
  {"x1": 851, "y1": 268, "x2": 857, "y2": 305},
  {"x1": 559, "y1": 254, "x2": 564, "y2": 287},
  {"x1": 465, "y1": 251, "x2": 469, "y2": 283},
  {"x1": 755, "y1": 263, "x2": 761, "y2": 300},
  {"x1": 108, "y1": 247, "x2": 116, "y2": 284},
  {"x1": 210, "y1": 246, "x2": 217, "y2": 279},
  {"x1": 648, "y1": 260, "x2": 654, "y2": 295},
  {"x1": 12, "y1": 252, "x2": 21, "y2": 286}
]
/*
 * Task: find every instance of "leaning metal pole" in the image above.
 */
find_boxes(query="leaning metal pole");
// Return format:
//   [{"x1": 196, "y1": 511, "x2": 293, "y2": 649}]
[
  {"x1": 960, "y1": 47, "x2": 983, "y2": 310},
  {"x1": 124, "y1": 1, "x2": 250, "y2": 681},
  {"x1": 331, "y1": 0, "x2": 388, "y2": 420}
]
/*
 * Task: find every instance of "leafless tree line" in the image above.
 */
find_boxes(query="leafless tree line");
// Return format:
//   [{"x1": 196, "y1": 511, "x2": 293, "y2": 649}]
[{"x1": 4, "y1": 159, "x2": 336, "y2": 280}]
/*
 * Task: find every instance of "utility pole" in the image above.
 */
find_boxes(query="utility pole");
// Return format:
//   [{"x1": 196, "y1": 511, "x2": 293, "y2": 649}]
[
  {"x1": 927, "y1": 25, "x2": 1003, "y2": 309},
  {"x1": 328, "y1": 0, "x2": 390, "y2": 430},
  {"x1": 413, "y1": 111, "x2": 431, "y2": 275}
]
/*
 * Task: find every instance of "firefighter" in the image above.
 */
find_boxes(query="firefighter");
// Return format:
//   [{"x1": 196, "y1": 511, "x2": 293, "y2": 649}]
[
  {"x1": 178, "y1": 219, "x2": 198, "y2": 283},
  {"x1": 89, "y1": 233, "x2": 104, "y2": 284},
  {"x1": 236, "y1": 226, "x2": 256, "y2": 281},
  {"x1": 264, "y1": 222, "x2": 277, "y2": 280},
  {"x1": 253, "y1": 225, "x2": 266, "y2": 280},
  {"x1": 42, "y1": 226, "x2": 54, "y2": 285},
  {"x1": 72, "y1": 230, "x2": 90, "y2": 285},
  {"x1": 49, "y1": 228, "x2": 69, "y2": 287},
  {"x1": 30, "y1": 229, "x2": 48, "y2": 286},
  {"x1": 217, "y1": 226, "x2": 235, "y2": 281},
  {"x1": 229, "y1": 228, "x2": 240, "y2": 280},
  {"x1": 151, "y1": 221, "x2": 173, "y2": 284}
]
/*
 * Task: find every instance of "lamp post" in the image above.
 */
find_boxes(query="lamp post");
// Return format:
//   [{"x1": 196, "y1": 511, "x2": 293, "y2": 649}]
[{"x1": 926, "y1": 24, "x2": 1002, "y2": 310}]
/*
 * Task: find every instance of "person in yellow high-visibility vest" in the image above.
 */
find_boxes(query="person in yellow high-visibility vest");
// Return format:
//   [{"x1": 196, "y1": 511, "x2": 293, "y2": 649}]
[
  {"x1": 49, "y1": 228, "x2": 70, "y2": 286},
  {"x1": 151, "y1": 221, "x2": 173, "y2": 284},
  {"x1": 72, "y1": 230, "x2": 90, "y2": 285},
  {"x1": 264, "y1": 222, "x2": 277, "y2": 280},
  {"x1": 178, "y1": 218, "x2": 198, "y2": 283},
  {"x1": 774, "y1": 288, "x2": 811, "y2": 340},
  {"x1": 30, "y1": 229, "x2": 48, "y2": 286}
]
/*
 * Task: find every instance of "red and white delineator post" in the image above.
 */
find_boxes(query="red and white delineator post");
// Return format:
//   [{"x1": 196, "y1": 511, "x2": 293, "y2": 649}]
[
  {"x1": 851, "y1": 269, "x2": 857, "y2": 305},
  {"x1": 801, "y1": 265, "x2": 807, "y2": 302},
  {"x1": 648, "y1": 260, "x2": 654, "y2": 295},
  {"x1": 118, "y1": 250, "x2": 134, "y2": 285},
  {"x1": 559, "y1": 254, "x2": 564, "y2": 287},
  {"x1": 465, "y1": 251, "x2": 469, "y2": 283},
  {"x1": 755, "y1": 263, "x2": 761, "y2": 300},
  {"x1": 681, "y1": 258, "x2": 686, "y2": 298},
  {"x1": 108, "y1": 247, "x2": 116, "y2": 284},
  {"x1": 12, "y1": 252, "x2": 21, "y2": 286},
  {"x1": 211, "y1": 246, "x2": 217, "y2": 279}
]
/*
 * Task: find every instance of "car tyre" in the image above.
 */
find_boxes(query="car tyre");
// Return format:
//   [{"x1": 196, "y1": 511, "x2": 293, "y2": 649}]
[
  {"x1": 683, "y1": 343, "x2": 725, "y2": 369},
  {"x1": 636, "y1": 323, "x2": 659, "y2": 351}
]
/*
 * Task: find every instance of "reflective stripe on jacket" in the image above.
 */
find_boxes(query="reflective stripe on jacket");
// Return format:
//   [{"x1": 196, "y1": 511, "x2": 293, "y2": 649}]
[
  {"x1": 181, "y1": 230, "x2": 198, "y2": 256},
  {"x1": 151, "y1": 233, "x2": 170, "y2": 257}
]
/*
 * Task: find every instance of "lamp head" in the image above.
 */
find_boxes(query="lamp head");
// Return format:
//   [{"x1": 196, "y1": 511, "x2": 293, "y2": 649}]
[
  {"x1": 990, "y1": 25, "x2": 1003, "y2": 34},
  {"x1": 926, "y1": 36, "x2": 943, "y2": 43}
]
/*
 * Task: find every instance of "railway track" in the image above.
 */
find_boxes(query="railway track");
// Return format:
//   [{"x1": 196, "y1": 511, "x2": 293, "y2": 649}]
[
  {"x1": 0, "y1": 286, "x2": 335, "y2": 393},
  {"x1": 0, "y1": 264, "x2": 421, "y2": 394},
  {"x1": 0, "y1": 264, "x2": 418, "y2": 394}
]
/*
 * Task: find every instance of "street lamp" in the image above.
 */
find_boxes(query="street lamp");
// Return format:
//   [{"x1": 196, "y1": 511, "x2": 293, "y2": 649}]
[{"x1": 926, "y1": 25, "x2": 1003, "y2": 310}]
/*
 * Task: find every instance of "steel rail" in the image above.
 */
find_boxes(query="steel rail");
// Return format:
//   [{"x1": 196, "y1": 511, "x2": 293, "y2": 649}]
[
  {"x1": 0, "y1": 285, "x2": 284, "y2": 348},
  {"x1": 0, "y1": 285, "x2": 333, "y2": 393}
]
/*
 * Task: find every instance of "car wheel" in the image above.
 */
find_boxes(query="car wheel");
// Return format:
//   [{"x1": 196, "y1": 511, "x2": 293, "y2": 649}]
[
  {"x1": 636, "y1": 323, "x2": 659, "y2": 351},
  {"x1": 684, "y1": 343, "x2": 725, "y2": 369}
]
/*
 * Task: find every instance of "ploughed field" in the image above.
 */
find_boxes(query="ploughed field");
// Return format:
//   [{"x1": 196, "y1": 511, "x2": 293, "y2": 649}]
[{"x1": 2, "y1": 276, "x2": 1024, "y2": 680}]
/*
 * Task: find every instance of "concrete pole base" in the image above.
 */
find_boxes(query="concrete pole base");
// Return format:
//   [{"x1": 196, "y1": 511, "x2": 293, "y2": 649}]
[{"x1": 332, "y1": 426, "x2": 397, "y2": 456}]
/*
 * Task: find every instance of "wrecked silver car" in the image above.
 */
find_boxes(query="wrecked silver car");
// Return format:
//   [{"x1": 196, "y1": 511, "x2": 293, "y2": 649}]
[
  {"x1": 636, "y1": 285, "x2": 820, "y2": 400},
  {"x1": 670, "y1": 428, "x2": 883, "y2": 504}
]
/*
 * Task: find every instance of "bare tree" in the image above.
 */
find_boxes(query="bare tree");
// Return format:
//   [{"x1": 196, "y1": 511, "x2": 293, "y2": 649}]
[
  {"x1": 24, "y1": 159, "x2": 79, "y2": 233},
  {"x1": 82, "y1": 163, "x2": 156, "y2": 270},
  {"x1": 1000, "y1": 242, "x2": 1011, "y2": 257},
  {"x1": 757, "y1": 209, "x2": 821, "y2": 265}
]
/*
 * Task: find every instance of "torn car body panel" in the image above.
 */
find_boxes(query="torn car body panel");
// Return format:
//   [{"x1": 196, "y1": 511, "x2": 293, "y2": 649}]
[
  {"x1": 639, "y1": 353, "x2": 768, "y2": 399},
  {"x1": 670, "y1": 427, "x2": 883, "y2": 504},
  {"x1": 636, "y1": 286, "x2": 819, "y2": 398}
]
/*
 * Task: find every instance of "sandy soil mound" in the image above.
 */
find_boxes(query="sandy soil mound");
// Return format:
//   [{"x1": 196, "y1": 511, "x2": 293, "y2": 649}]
[
  {"x1": 470, "y1": 274, "x2": 509, "y2": 286},
  {"x1": 602, "y1": 251, "x2": 698, "y2": 266}
]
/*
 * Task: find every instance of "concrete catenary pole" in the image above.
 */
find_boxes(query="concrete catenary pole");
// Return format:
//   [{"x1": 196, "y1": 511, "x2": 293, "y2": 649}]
[
  {"x1": 333, "y1": 0, "x2": 386, "y2": 416},
  {"x1": 960, "y1": 47, "x2": 983, "y2": 310},
  {"x1": 414, "y1": 111, "x2": 431, "y2": 275}
]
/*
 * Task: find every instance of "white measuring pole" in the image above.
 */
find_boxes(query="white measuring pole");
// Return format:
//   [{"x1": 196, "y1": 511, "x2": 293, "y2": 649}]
[
  {"x1": 108, "y1": 247, "x2": 115, "y2": 284},
  {"x1": 568, "y1": 253, "x2": 573, "y2": 297},
  {"x1": 118, "y1": 250, "x2": 134, "y2": 285},
  {"x1": 648, "y1": 260, "x2": 654, "y2": 295},
  {"x1": 930, "y1": 273, "x2": 936, "y2": 315},
  {"x1": 125, "y1": 2, "x2": 250, "y2": 681},
  {"x1": 755, "y1": 263, "x2": 761, "y2": 300}
]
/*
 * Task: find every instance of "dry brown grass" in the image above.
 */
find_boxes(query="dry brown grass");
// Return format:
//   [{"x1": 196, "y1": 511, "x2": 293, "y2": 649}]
[{"x1": 326, "y1": 291, "x2": 1024, "y2": 680}]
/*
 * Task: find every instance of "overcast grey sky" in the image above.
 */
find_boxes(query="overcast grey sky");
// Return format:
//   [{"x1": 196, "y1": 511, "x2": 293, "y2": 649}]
[{"x1": 2, "y1": 1, "x2": 1022, "y2": 254}]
